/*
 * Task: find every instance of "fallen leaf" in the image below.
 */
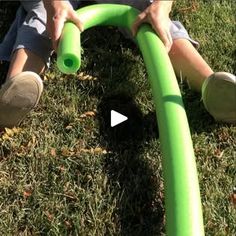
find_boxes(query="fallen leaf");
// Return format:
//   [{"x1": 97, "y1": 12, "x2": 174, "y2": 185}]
[
  {"x1": 50, "y1": 148, "x2": 56, "y2": 157},
  {"x1": 80, "y1": 111, "x2": 96, "y2": 118},
  {"x1": 59, "y1": 165, "x2": 66, "y2": 172},
  {"x1": 23, "y1": 190, "x2": 32, "y2": 198},
  {"x1": 43, "y1": 75, "x2": 48, "y2": 81},
  {"x1": 61, "y1": 148, "x2": 74, "y2": 157},
  {"x1": 2, "y1": 127, "x2": 22, "y2": 140},
  {"x1": 65, "y1": 125, "x2": 73, "y2": 130},
  {"x1": 230, "y1": 187, "x2": 236, "y2": 207},
  {"x1": 80, "y1": 147, "x2": 108, "y2": 155},
  {"x1": 178, "y1": 0, "x2": 199, "y2": 13},
  {"x1": 77, "y1": 73, "x2": 98, "y2": 81},
  {"x1": 80, "y1": 148, "x2": 90, "y2": 153},
  {"x1": 84, "y1": 111, "x2": 96, "y2": 117},
  {"x1": 11, "y1": 127, "x2": 22, "y2": 134},
  {"x1": 4, "y1": 128, "x2": 14, "y2": 136},
  {"x1": 45, "y1": 211, "x2": 53, "y2": 221},
  {"x1": 64, "y1": 220, "x2": 72, "y2": 229},
  {"x1": 2, "y1": 134, "x2": 12, "y2": 141}
]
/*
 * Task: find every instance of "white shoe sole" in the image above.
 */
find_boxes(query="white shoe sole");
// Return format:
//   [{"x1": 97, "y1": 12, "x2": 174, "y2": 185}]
[
  {"x1": 202, "y1": 72, "x2": 236, "y2": 123},
  {"x1": 0, "y1": 71, "x2": 43, "y2": 128}
]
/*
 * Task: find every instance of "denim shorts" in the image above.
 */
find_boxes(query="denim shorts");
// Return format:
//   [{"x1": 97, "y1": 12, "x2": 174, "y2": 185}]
[{"x1": 0, "y1": 0, "x2": 198, "y2": 65}]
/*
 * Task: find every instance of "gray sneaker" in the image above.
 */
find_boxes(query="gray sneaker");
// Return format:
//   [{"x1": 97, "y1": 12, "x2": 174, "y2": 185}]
[
  {"x1": 202, "y1": 72, "x2": 236, "y2": 123},
  {"x1": 0, "y1": 71, "x2": 43, "y2": 128}
]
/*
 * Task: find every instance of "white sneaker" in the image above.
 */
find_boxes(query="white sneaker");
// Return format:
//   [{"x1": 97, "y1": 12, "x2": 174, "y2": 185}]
[
  {"x1": 202, "y1": 72, "x2": 236, "y2": 123},
  {"x1": 0, "y1": 71, "x2": 43, "y2": 128}
]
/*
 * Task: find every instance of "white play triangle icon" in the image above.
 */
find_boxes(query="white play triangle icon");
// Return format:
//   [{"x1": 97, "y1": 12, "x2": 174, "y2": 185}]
[{"x1": 111, "y1": 110, "x2": 128, "y2": 127}]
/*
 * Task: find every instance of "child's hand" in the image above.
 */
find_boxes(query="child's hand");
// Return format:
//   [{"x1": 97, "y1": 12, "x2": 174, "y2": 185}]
[
  {"x1": 43, "y1": 0, "x2": 84, "y2": 50},
  {"x1": 132, "y1": 0, "x2": 173, "y2": 52}
]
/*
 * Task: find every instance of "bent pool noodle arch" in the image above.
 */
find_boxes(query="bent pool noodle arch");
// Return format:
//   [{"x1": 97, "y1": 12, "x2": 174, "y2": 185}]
[{"x1": 57, "y1": 4, "x2": 205, "y2": 236}]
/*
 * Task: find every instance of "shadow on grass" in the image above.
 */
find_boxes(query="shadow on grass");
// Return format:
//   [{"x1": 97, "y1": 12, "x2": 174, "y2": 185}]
[
  {"x1": 97, "y1": 93, "x2": 164, "y2": 235},
  {"x1": 180, "y1": 85, "x2": 222, "y2": 134},
  {"x1": 74, "y1": 27, "x2": 165, "y2": 234}
]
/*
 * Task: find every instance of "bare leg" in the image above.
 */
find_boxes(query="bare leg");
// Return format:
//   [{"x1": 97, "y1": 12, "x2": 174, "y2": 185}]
[
  {"x1": 0, "y1": 48, "x2": 45, "y2": 128},
  {"x1": 169, "y1": 38, "x2": 236, "y2": 123},
  {"x1": 169, "y1": 39, "x2": 213, "y2": 92},
  {"x1": 7, "y1": 48, "x2": 45, "y2": 80}
]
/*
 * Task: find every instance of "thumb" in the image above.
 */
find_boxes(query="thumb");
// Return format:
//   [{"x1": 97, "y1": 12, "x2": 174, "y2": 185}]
[
  {"x1": 132, "y1": 12, "x2": 147, "y2": 36},
  {"x1": 68, "y1": 10, "x2": 84, "y2": 32}
]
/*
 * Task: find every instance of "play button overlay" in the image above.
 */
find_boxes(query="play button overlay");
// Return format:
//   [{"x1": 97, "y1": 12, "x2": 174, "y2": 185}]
[{"x1": 111, "y1": 110, "x2": 128, "y2": 127}]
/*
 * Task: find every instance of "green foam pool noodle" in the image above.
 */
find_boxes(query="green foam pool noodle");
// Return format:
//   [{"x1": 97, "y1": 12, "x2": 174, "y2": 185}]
[{"x1": 57, "y1": 4, "x2": 205, "y2": 236}]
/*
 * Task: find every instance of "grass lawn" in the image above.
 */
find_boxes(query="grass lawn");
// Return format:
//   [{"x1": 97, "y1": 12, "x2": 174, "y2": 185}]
[{"x1": 0, "y1": 1, "x2": 235, "y2": 235}]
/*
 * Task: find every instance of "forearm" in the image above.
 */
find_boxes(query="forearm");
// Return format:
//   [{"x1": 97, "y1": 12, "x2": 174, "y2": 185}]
[
  {"x1": 152, "y1": 0, "x2": 173, "y2": 14},
  {"x1": 42, "y1": 0, "x2": 71, "y2": 14}
]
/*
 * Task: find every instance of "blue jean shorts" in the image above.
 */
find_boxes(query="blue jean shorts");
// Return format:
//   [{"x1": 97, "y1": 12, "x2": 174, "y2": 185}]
[{"x1": 0, "y1": 0, "x2": 198, "y2": 65}]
